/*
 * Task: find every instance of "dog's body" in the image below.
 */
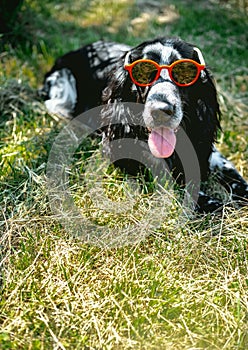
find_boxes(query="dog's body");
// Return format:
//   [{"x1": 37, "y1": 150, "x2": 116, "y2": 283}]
[
  {"x1": 43, "y1": 38, "x2": 248, "y2": 212},
  {"x1": 42, "y1": 40, "x2": 130, "y2": 118}
]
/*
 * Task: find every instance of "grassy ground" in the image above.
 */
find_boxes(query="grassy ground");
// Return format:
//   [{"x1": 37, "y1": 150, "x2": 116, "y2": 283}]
[{"x1": 0, "y1": 0, "x2": 248, "y2": 349}]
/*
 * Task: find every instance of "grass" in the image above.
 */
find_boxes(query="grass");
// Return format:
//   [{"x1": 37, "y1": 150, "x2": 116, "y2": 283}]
[{"x1": 0, "y1": 0, "x2": 248, "y2": 349}]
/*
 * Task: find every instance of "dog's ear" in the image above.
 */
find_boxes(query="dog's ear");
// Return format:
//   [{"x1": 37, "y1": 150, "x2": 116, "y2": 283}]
[{"x1": 189, "y1": 47, "x2": 221, "y2": 142}]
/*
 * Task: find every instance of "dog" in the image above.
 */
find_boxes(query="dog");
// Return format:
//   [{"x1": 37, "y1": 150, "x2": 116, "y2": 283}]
[{"x1": 42, "y1": 37, "x2": 248, "y2": 213}]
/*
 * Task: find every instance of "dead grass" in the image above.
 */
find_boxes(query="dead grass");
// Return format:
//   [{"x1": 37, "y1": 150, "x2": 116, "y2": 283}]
[{"x1": 1, "y1": 203, "x2": 248, "y2": 349}]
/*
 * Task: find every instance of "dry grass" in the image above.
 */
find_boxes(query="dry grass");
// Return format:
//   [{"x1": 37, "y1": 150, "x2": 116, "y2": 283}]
[{"x1": 1, "y1": 203, "x2": 248, "y2": 349}]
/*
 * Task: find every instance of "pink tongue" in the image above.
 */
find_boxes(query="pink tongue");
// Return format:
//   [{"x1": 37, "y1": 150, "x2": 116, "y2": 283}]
[{"x1": 148, "y1": 127, "x2": 176, "y2": 158}]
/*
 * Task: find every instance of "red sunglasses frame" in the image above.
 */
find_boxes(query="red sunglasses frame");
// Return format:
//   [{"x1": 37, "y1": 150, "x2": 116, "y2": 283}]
[{"x1": 124, "y1": 58, "x2": 205, "y2": 87}]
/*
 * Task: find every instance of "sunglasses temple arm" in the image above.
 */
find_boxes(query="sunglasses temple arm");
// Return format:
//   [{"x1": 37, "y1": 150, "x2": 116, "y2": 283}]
[{"x1": 193, "y1": 47, "x2": 206, "y2": 66}]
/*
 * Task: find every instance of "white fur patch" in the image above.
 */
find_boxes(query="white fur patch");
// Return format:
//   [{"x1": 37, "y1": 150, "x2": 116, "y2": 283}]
[
  {"x1": 45, "y1": 68, "x2": 77, "y2": 118},
  {"x1": 209, "y1": 147, "x2": 235, "y2": 171}
]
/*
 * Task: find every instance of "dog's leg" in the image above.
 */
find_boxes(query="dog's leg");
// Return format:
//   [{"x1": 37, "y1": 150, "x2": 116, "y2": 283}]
[{"x1": 209, "y1": 147, "x2": 248, "y2": 203}]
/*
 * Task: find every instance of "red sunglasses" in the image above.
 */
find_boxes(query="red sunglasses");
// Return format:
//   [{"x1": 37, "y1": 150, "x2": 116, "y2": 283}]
[{"x1": 124, "y1": 49, "x2": 205, "y2": 87}]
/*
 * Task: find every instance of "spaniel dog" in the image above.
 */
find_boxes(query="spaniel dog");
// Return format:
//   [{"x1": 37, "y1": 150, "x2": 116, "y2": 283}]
[{"x1": 42, "y1": 37, "x2": 248, "y2": 213}]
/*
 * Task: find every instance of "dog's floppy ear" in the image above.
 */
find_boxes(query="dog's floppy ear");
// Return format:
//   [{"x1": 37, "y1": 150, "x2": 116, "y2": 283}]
[
  {"x1": 193, "y1": 47, "x2": 208, "y2": 83},
  {"x1": 188, "y1": 46, "x2": 221, "y2": 143}
]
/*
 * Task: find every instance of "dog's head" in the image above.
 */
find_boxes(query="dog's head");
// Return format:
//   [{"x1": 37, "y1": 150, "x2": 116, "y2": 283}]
[{"x1": 103, "y1": 37, "x2": 221, "y2": 159}]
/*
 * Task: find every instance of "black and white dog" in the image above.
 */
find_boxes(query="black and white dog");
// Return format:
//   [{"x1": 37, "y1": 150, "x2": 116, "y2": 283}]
[{"x1": 42, "y1": 38, "x2": 248, "y2": 213}]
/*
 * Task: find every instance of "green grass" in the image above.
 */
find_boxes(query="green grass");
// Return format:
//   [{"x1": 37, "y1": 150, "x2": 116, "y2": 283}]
[{"x1": 0, "y1": 0, "x2": 248, "y2": 349}]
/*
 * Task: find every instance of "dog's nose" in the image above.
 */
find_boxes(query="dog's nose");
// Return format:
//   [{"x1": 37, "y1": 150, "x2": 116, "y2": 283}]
[
  {"x1": 151, "y1": 104, "x2": 174, "y2": 123},
  {"x1": 159, "y1": 105, "x2": 174, "y2": 116}
]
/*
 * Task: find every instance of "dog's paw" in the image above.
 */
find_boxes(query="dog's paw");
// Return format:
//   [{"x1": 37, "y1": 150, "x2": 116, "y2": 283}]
[{"x1": 196, "y1": 192, "x2": 223, "y2": 213}]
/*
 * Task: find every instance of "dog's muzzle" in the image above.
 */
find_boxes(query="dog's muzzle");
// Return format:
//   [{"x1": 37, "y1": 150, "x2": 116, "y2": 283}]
[{"x1": 142, "y1": 84, "x2": 183, "y2": 158}]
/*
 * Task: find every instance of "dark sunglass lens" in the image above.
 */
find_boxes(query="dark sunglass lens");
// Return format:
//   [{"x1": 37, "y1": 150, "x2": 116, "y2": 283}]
[
  {"x1": 172, "y1": 61, "x2": 198, "y2": 85},
  {"x1": 132, "y1": 61, "x2": 158, "y2": 85}
]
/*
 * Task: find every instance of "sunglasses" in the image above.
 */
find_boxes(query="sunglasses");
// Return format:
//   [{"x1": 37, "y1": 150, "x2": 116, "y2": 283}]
[{"x1": 124, "y1": 49, "x2": 205, "y2": 87}]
